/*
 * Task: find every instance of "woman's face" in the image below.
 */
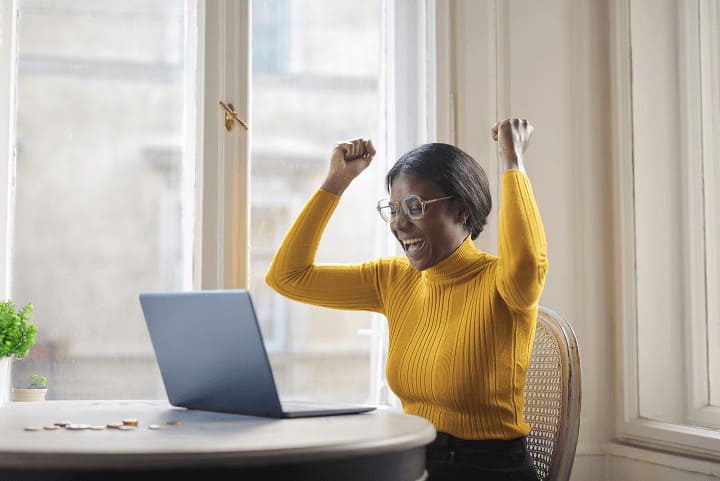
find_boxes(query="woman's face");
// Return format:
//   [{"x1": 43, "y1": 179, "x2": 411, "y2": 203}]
[{"x1": 388, "y1": 171, "x2": 468, "y2": 271}]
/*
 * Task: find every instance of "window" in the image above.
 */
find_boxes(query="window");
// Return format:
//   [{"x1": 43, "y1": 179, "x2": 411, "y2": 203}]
[
  {"x1": 2, "y1": 0, "x2": 429, "y2": 406},
  {"x1": 8, "y1": 0, "x2": 193, "y2": 399},
  {"x1": 251, "y1": 0, "x2": 289, "y2": 74},
  {"x1": 612, "y1": 0, "x2": 720, "y2": 456},
  {"x1": 249, "y1": 0, "x2": 384, "y2": 404}
]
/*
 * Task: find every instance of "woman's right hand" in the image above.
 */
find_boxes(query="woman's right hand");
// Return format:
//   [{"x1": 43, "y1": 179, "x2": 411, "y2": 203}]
[{"x1": 321, "y1": 138, "x2": 376, "y2": 196}]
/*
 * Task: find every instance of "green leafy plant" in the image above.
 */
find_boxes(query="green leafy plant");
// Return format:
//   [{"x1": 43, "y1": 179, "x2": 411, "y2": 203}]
[
  {"x1": 0, "y1": 300, "x2": 37, "y2": 358},
  {"x1": 28, "y1": 374, "x2": 46, "y2": 389}
]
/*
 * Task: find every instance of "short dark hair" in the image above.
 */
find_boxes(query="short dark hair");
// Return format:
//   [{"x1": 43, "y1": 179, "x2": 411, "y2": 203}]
[{"x1": 385, "y1": 143, "x2": 491, "y2": 240}]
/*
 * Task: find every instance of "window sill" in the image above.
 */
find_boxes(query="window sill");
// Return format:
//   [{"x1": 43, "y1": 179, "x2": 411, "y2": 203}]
[
  {"x1": 606, "y1": 440, "x2": 720, "y2": 477},
  {"x1": 616, "y1": 416, "x2": 720, "y2": 461}
]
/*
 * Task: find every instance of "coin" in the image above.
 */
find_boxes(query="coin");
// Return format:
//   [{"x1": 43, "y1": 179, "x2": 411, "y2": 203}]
[
  {"x1": 148, "y1": 424, "x2": 164, "y2": 430},
  {"x1": 53, "y1": 421, "x2": 71, "y2": 427},
  {"x1": 24, "y1": 426, "x2": 42, "y2": 431},
  {"x1": 88, "y1": 425, "x2": 106, "y2": 430},
  {"x1": 117, "y1": 425, "x2": 136, "y2": 431},
  {"x1": 106, "y1": 422, "x2": 123, "y2": 429},
  {"x1": 43, "y1": 425, "x2": 60, "y2": 430},
  {"x1": 122, "y1": 418, "x2": 138, "y2": 426},
  {"x1": 166, "y1": 420, "x2": 183, "y2": 426},
  {"x1": 66, "y1": 424, "x2": 90, "y2": 430}
]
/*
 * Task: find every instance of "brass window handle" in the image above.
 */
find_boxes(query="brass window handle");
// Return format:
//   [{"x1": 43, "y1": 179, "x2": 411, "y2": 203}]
[{"x1": 218, "y1": 100, "x2": 249, "y2": 131}]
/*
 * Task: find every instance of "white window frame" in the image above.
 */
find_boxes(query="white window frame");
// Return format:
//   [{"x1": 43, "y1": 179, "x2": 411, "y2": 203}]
[
  {"x1": 196, "y1": 0, "x2": 434, "y2": 406},
  {"x1": 685, "y1": 0, "x2": 720, "y2": 429},
  {"x1": 0, "y1": 0, "x2": 249, "y2": 391},
  {"x1": 695, "y1": 0, "x2": 720, "y2": 418},
  {"x1": 611, "y1": 0, "x2": 720, "y2": 458},
  {"x1": 193, "y1": 0, "x2": 433, "y2": 285},
  {"x1": 0, "y1": 0, "x2": 251, "y2": 297},
  {"x1": 0, "y1": 0, "x2": 432, "y2": 405},
  {"x1": 0, "y1": 0, "x2": 18, "y2": 299},
  {"x1": 192, "y1": 0, "x2": 251, "y2": 291}
]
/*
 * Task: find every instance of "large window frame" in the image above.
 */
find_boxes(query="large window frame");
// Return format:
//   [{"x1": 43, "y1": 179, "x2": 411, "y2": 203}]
[
  {"x1": 199, "y1": 0, "x2": 434, "y2": 407},
  {"x1": 0, "y1": 0, "x2": 434, "y2": 404},
  {"x1": 611, "y1": 0, "x2": 720, "y2": 459},
  {"x1": 195, "y1": 0, "x2": 434, "y2": 292},
  {"x1": 685, "y1": 0, "x2": 720, "y2": 430},
  {"x1": 1, "y1": 0, "x2": 18, "y2": 300}
]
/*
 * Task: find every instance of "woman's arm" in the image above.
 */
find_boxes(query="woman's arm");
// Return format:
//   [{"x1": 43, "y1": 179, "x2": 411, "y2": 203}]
[
  {"x1": 492, "y1": 119, "x2": 549, "y2": 310},
  {"x1": 265, "y1": 139, "x2": 384, "y2": 312}
]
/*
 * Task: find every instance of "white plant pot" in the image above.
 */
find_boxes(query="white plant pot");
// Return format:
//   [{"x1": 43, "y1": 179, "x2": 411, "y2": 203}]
[
  {"x1": 12, "y1": 387, "x2": 47, "y2": 402},
  {"x1": 0, "y1": 357, "x2": 10, "y2": 406}
]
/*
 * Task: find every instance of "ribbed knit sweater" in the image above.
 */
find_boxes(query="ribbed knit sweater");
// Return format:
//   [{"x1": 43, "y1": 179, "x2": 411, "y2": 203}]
[{"x1": 265, "y1": 169, "x2": 548, "y2": 440}]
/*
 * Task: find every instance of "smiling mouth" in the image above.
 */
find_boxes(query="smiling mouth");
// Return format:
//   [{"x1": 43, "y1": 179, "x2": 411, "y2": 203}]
[{"x1": 401, "y1": 238, "x2": 425, "y2": 255}]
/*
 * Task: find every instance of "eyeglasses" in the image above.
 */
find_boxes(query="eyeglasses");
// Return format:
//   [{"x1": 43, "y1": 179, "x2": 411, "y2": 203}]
[{"x1": 376, "y1": 195, "x2": 454, "y2": 223}]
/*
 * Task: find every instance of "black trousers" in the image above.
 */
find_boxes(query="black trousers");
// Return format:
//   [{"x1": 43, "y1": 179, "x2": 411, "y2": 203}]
[{"x1": 425, "y1": 432, "x2": 540, "y2": 481}]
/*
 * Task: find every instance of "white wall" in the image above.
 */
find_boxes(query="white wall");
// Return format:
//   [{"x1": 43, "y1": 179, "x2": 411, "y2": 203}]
[{"x1": 439, "y1": 0, "x2": 718, "y2": 480}]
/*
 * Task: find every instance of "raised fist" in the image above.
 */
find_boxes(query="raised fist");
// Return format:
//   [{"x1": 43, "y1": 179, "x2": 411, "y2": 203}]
[{"x1": 491, "y1": 118, "x2": 534, "y2": 165}]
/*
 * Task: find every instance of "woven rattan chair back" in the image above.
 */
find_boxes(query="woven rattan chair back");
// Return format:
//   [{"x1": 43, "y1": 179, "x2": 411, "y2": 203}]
[{"x1": 523, "y1": 306, "x2": 581, "y2": 481}]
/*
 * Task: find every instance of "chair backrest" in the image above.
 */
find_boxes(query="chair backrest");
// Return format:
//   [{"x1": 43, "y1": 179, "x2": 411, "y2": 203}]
[{"x1": 523, "y1": 305, "x2": 581, "y2": 481}]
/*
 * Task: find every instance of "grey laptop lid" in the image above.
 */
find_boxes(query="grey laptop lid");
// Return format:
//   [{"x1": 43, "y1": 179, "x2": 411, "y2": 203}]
[{"x1": 139, "y1": 289, "x2": 375, "y2": 418}]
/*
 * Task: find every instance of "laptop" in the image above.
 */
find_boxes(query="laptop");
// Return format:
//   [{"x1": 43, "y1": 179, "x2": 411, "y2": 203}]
[{"x1": 138, "y1": 288, "x2": 376, "y2": 418}]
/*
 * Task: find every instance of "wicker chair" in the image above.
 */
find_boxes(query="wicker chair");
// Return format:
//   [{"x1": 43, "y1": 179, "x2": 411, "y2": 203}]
[{"x1": 523, "y1": 305, "x2": 581, "y2": 481}]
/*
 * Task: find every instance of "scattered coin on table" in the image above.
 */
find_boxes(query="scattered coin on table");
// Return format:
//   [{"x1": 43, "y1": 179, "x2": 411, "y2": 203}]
[
  {"x1": 24, "y1": 419, "x2": 164, "y2": 432},
  {"x1": 67, "y1": 424, "x2": 91, "y2": 430}
]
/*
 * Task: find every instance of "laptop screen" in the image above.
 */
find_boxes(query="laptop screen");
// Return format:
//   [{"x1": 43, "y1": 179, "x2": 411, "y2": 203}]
[{"x1": 139, "y1": 289, "x2": 285, "y2": 416}]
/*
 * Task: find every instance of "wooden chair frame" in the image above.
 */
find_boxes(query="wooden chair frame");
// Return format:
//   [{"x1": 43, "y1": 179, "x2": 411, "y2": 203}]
[{"x1": 524, "y1": 306, "x2": 582, "y2": 481}]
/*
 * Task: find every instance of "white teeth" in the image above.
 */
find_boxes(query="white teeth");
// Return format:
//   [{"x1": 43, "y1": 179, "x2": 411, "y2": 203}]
[{"x1": 402, "y1": 238, "x2": 423, "y2": 248}]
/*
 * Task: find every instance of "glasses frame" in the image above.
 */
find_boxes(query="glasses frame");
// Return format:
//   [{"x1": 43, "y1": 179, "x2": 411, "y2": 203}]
[{"x1": 376, "y1": 195, "x2": 454, "y2": 223}]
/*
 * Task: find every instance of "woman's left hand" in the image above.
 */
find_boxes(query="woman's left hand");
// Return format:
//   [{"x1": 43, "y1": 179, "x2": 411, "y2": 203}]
[{"x1": 491, "y1": 118, "x2": 533, "y2": 171}]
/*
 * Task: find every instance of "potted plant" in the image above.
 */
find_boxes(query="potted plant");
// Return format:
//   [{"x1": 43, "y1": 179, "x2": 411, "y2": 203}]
[
  {"x1": 0, "y1": 300, "x2": 38, "y2": 405},
  {"x1": 12, "y1": 373, "x2": 47, "y2": 402}
]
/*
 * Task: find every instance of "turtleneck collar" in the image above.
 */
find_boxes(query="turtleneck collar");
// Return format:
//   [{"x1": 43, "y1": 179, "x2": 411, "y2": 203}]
[{"x1": 421, "y1": 236, "x2": 482, "y2": 282}]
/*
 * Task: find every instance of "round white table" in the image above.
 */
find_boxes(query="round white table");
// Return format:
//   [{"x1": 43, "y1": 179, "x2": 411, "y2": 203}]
[{"x1": 0, "y1": 400, "x2": 436, "y2": 480}]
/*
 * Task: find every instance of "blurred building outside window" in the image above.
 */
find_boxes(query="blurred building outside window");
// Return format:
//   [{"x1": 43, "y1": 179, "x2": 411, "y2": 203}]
[{"x1": 7, "y1": 0, "x2": 391, "y2": 406}]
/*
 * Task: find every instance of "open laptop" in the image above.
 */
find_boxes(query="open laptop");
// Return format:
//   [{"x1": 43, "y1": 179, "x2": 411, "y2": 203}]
[{"x1": 138, "y1": 288, "x2": 376, "y2": 418}]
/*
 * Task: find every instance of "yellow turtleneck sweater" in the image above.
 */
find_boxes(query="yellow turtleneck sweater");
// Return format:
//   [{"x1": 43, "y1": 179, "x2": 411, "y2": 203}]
[{"x1": 265, "y1": 169, "x2": 548, "y2": 440}]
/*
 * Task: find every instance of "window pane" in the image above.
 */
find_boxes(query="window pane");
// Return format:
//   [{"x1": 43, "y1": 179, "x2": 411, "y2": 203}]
[
  {"x1": 630, "y1": 0, "x2": 720, "y2": 429},
  {"x1": 250, "y1": 0, "x2": 382, "y2": 403},
  {"x1": 10, "y1": 0, "x2": 192, "y2": 399},
  {"x1": 630, "y1": 0, "x2": 686, "y2": 425},
  {"x1": 701, "y1": 0, "x2": 720, "y2": 411}
]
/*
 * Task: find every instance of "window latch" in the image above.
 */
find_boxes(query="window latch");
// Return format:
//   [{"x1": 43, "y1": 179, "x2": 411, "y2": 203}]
[{"x1": 218, "y1": 100, "x2": 249, "y2": 131}]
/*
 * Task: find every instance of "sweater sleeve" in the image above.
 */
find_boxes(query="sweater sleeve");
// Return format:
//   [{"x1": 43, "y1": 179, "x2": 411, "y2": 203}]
[
  {"x1": 264, "y1": 188, "x2": 385, "y2": 313},
  {"x1": 496, "y1": 170, "x2": 549, "y2": 311}
]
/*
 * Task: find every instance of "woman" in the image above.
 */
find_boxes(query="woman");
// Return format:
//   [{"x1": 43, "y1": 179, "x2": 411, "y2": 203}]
[{"x1": 265, "y1": 118, "x2": 547, "y2": 481}]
